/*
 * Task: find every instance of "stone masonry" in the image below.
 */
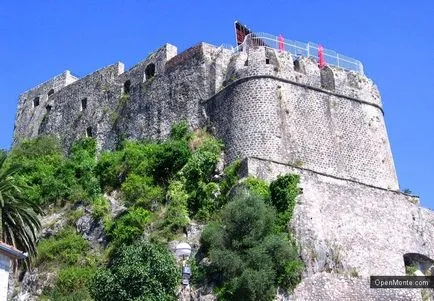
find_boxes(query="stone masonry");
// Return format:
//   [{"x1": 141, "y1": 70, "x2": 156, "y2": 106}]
[{"x1": 12, "y1": 37, "x2": 434, "y2": 300}]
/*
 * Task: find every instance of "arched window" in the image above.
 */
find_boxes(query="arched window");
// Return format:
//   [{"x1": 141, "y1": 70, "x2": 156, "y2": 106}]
[
  {"x1": 123, "y1": 80, "x2": 131, "y2": 95},
  {"x1": 293, "y1": 59, "x2": 301, "y2": 72},
  {"x1": 48, "y1": 89, "x2": 54, "y2": 97},
  {"x1": 145, "y1": 63, "x2": 155, "y2": 81},
  {"x1": 86, "y1": 126, "x2": 93, "y2": 138},
  {"x1": 403, "y1": 253, "x2": 434, "y2": 276},
  {"x1": 81, "y1": 98, "x2": 87, "y2": 111},
  {"x1": 33, "y1": 97, "x2": 40, "y2": 107}
]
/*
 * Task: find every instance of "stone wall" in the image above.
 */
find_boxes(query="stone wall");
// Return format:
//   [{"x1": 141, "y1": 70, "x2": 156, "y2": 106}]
[
  {"x1": 14, "y1": 71, "x2": 78, "y2": 144},
  {"x1": 35, "y1": 62, "x2": 125, "y2": 151},
  {"x1": 291, "y1": 273, "x2": 423, "y2": 301},
  {"x1": 205, "y1": 47, "x2": 397, "y2": 190},
  {"x1": 242, "y1": 157, "x2": 434, "y2": 299}
]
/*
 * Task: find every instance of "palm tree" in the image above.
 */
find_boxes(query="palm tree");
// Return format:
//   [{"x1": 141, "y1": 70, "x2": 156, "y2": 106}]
[{"x1": 0, "y1": 151, "x2": 42, "y2": 261}]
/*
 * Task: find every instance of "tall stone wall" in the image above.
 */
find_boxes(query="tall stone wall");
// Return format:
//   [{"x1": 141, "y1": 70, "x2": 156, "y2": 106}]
[
  {"x1": 14, "y1": 71, "x2": 78, "y2": 143},
  {"x1": 35, "y1": 63, "x2": 125, "y2": 151},
  {"x1": 242, "y1": 157, "x2": 434, "y2": 301},
  {"x1": 205, "y1": 46, "x2": 398, "y2": 190}
]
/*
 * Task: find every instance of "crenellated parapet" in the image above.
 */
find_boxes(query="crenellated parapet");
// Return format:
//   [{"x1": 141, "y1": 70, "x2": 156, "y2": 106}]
[{"x1": 206, "y1": 44, "x2": 398, "y2": 190}]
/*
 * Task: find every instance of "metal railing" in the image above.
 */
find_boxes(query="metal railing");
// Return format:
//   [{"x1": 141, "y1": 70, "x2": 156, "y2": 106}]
[{"x1": 232, "y1": 32, "x2": 364, "y2": 74}]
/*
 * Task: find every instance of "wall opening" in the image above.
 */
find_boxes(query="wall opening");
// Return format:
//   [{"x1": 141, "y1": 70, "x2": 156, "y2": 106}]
[
  {"x1": 265, "y1": 58, "x2": 270, "y2": 64},
  {"x1": 86, "y1": 126, "x2": 93, "y2": 138},
  {"x1": 81, "y1": 98, "x2": 87, "y2": 111},
  {"x1": 403, "y1": 253, "x2": 434, "y2": 276},
  {"x1": 145, "y1": 63, "x2": 155, "y2": 80},
  {"x1": 46, "y1": 105, "x2": 52, "y2": 112},
  {"x1": 244, "y1": 60, "x2": 249, "y2": 66},
  {"x1": 293, "y1": 59, "x2": 301, "y2": 72},
  {"x1": 33, "y1": 97, "x2": 40, "y2": 107},
  {"x1": 123, "y1": 80, "x2": 131, "y2": 95},
  {"x1": 48, "y1": 89, "x2": 54, "y2": 97}
]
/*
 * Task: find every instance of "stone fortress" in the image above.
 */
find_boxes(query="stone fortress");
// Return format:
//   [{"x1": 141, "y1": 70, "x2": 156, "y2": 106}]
[{"x1": 12, "y1": 26, "x2": 434, "y2": 300}]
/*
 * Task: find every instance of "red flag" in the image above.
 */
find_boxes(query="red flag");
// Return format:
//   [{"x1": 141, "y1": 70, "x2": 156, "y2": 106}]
[
  {"x1": 318, "y1": 44, "x2": 326, "y2": 69},
  {"x1": 278, "y1": 34, "x2": 285, "y2": 51}
]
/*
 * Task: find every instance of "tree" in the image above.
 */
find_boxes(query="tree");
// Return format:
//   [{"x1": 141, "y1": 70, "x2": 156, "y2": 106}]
[
  {"x1": 201, "y1": 192, "x2": 303, "y2": 301},
  {"x1": 90, "y1": 241, "x2": 179, "y2": 301},
  {"x1": 0, "y1": 152, "x2": 42, "y2": 259}
]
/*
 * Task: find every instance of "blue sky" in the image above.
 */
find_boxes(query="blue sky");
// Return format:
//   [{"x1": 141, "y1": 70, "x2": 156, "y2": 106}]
[{"x1": 0, "y1": 1, "x2": 433, "y2": 208}]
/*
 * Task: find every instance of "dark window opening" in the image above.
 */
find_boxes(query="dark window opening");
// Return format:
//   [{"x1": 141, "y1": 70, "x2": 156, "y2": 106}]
[
  {"x1": 404, "y1": 253, "x2": 434, "y2": 276},
  {"x1": 48, "y1": 89, "x2": 54, "y2": 97},
  {"x1": 81, "y1": 98, "x2": 87, "y2": 111},
  {"x1": 33, "y1": 97, "x2": 40, "y2": 107},
  {"x1": 86, "y1": 126, "x2": 93, "y2": 137},
  {"x1": 123, "y1": 80, "x2": 131, "y2": 95},
  {"x1": 244, "y1": 60, "x2": 249, "y2": 66},
  {"x1": 294, "y1": 60, "x2": 301, "y2": 72},
  {"x1": 265, "y1": 58, "x2": 270, "y2": 64},
  {"x1": 145, "y1": 63, "x2": 155, "y2": 80},
  {"x1": 46, "y1": 105, "x2": 52, "y2": 112}
]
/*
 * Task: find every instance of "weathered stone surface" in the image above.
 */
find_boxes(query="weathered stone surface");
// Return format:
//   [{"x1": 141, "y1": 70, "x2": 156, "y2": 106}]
[
  {"x1": 11, "y1": 268, "x2": 57, "y2": 301},
  {"x1": 290, "y1": 273, "x2": 422, "y2": 301}
]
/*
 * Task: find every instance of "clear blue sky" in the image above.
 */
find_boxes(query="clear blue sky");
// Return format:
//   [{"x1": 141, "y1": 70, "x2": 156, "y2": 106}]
[{"x1": 1, "y1": 1, "x2": 433, "y2": 208}]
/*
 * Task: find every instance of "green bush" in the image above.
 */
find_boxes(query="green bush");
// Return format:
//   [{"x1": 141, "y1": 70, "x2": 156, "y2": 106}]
[
  {"x1": 95, "y1": 150, "x2": 125, "y2": 191},
  {"x1": 164, "y1": 180, "x2": 189, "y2": 232},
  {"x1": 121, "y1": 173, "x2": 164, "y2": 209},
  {"x1": 169, "y1": 120, "x2": 190, "y2": 140},
  {"x1": 5, "y1": 136, "x2": 70, "y2": 205},
  {"x1": 244, "y1": 177, "x2": 270, "y2": 202},
  {"x1": 90, "y1": 241, "x2": 179, "y2": 301},
  {"x1": 36, "y1": 227, "x2": 89, "y2": 266},
  {"x1": 269, "y1": 174, "x2": 300, "y2": 213},
  {"x1": 201, "y1": 192, "x2": 303, "y2": 300},
  {"x1": 269, "y1": 174, "x2": 300, "y2": 231},
  {"x1": 91, "y1": 196, "x2": 110, "y2": 220},
  {"x1": 48, "y1": 266, "x2": 96, "y2": 298},
  {"x1": 65, "y1": 138, "x2": 100, "y2": 201},
  {"x1": 181, "y1": 131, "x2": 223, "y2": 218},
  {"x1": 106, "y1": 207, "x2": 152, "y2": 246}
]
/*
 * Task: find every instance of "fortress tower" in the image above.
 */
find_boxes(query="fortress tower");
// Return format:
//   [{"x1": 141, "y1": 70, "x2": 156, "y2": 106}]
[{"x1": 12, "y1": 30, "x2": 434, "y2": 300}]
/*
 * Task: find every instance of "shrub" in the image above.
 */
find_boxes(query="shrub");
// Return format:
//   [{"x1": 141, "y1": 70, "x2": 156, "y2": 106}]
[
  {"x1": 65, "y1": 138, "x2": 100, "y2": 201},
  {"x1": 105, "y1": 207, "x2": 152, "y2": 246},
  {"x1": 36, "y1": 227, "x2": 89, "y2": 266},
  {"x1": 90, "y1": 241, "x2": 179, "y2": 301},
  {"x1": 95, "y1": 150, "x2": 125, "y2": 191},
  {"x1": 201, "y1": 191, "x2": 303, "y2": 300},
  {"x1": 170, "y1": 120, "x2": 190, "y2": 140},
  {"x1": 244, "y1": 177, "x2": 270, "y2": 202},
  {"x1": 121, "y1": 173, "x2": 164, "y2": 209},
  {"x1": 164, "y1": 180, "x2": 189, "y2": 232},
  {"x1": 5, "y1": 136, "x2": 70, "y2": 205},
  {"x1": 269, "y1": 174, "x2": 300, "y2": 231},
  {"x1": 49, "y1": 266, "x2": 96, "y2": 297},
  {"x1": 91, "y1": 196, "x2": 110, "y2": 220},
  {"x1": 269, "y1": 174, "x2": 300, "y2": 214}
]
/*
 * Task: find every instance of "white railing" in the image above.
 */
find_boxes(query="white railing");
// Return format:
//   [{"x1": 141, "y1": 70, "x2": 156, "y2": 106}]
[{"x1": 233, "y1": 32, "x2": 364, "y2": 74}]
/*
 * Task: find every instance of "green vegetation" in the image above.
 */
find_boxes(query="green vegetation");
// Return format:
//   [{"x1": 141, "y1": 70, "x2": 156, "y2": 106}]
[
  {"x1": 5, "y1": 121, "x2": 303, "y2": 300},
  {"x1": 199, "y1": 174, "x2": 303, "y2": 301},
  {"x1": 90, "y1": 241, "x2": 179, "y2": 301},
  {"x1": 0, "y1": 150, "x2": 42, "y2": 260}
]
